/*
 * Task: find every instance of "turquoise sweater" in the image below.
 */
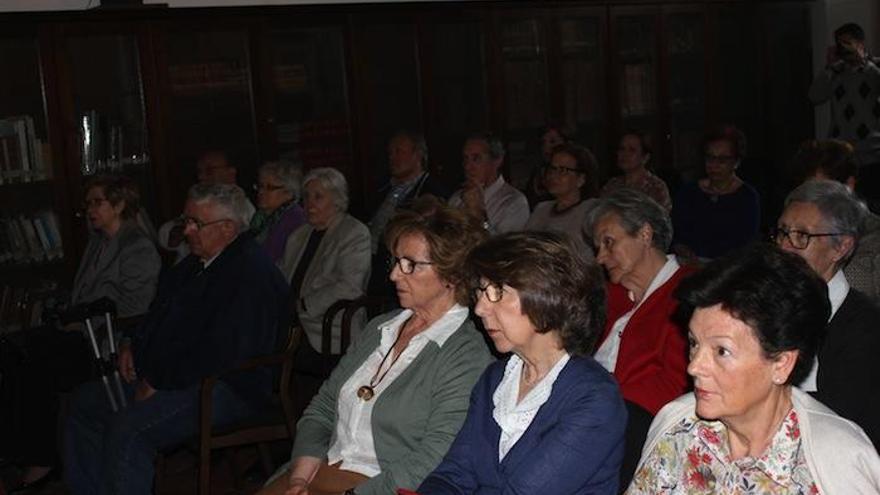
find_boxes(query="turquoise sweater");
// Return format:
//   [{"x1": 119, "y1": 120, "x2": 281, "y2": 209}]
[{"x1": 291, "y1": 310, "x2": 494, "y2": 494}]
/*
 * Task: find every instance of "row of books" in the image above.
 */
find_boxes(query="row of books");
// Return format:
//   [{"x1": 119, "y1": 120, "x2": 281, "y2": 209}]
[
  {"x1": 0, "y1": 115, "x2": 52, "y2": 185},
  {"x1": 0, "y1": 286, "x2": 39, "y2": 333},
  {"x1": 0, "y1": 210, "x2": 64, "y2": 265}
]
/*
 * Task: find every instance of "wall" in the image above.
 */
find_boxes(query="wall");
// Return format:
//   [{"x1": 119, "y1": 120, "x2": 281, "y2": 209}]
[
  {"x1": 0, "y1": 0, "x2": 446, "y2": 10},
  {"x1": 811, "y1": 0, "x2": 877, "y2": 137}
]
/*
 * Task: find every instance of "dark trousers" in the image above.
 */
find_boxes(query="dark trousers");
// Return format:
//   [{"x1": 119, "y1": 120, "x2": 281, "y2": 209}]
[
  {"x1": 858, "y1": 161, "x2": 880, "y2": 214},
  {"x1": 63, "y1": 379, "x2": 255, "y2": 495},
  {"x1": 619, "y1": 400, "x2": 654, "y2": 493},
  {"x1": 0, "y1": 327, "x2": 93, "y2": 466},
  {"x1": 291, "y1": 340, "x2": 342, "y2": 417}
]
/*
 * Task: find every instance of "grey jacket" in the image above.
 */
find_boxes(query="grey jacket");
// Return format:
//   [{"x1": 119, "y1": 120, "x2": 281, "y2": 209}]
[
  {"x1": 278, "y1": 213, "x2": 371, "y2": 353},
  {"x1": 70, "y1": 221, "x2": 161, "y2": 318}
]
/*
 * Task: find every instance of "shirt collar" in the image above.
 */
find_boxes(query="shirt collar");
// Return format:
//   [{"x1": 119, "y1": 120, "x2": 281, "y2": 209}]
[
  {"x1": 378, "y1": 304, "x2": 469, "y2": 349},
  {"x1": 827, "y1": 269, "x2": 850, "y2": 320},
  {"x1": 483, "y1": 174, "x2": 507, "y2": 200},
  {"x1": 688, "y1": 409, "x2": 802, "y2": 489},
  {"x1": 628, "y1": 254, "x2": 680, "y2": 303}
]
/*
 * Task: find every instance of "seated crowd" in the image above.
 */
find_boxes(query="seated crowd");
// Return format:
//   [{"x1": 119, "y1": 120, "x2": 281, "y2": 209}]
[{"x1": 3, "y1": 123, "x2": 880, "y2": 495}]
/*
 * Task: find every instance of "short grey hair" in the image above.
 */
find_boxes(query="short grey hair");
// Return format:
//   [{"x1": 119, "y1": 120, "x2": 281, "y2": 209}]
[
  {"x1": 784, "y1": 179, "x2": 867, "y2": 259},
  {"x1": 467, "y1": 131, "x2": 505, "y2": 160},
  {"x1": 303, "y1": 167, "x2": 349, "y2": 213},
  {"x1": 586, "y1": 188, "x2": 673, "y2": 252},
  {"x1": 188, "y1": 183, "x2": 252, "y2": 231},
  {"x1": 259, "y1": 160, "x2": 302, "y2": 201}
]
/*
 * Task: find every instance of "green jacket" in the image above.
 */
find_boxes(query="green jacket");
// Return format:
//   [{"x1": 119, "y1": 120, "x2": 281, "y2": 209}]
[{"x1": 291, "y1": 309, "x2": 494, "y2": 494}]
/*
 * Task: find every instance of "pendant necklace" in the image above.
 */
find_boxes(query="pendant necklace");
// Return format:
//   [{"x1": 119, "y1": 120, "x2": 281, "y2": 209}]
[{"x1": 357, "y1": 328, "x2": 406, "y2": 401}]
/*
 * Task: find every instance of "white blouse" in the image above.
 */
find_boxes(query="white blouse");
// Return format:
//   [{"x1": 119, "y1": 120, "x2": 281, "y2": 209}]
[
  {"x1": 492, "y1": 352, "x2": 570, "y2": 461},
  {"x1": 326, "y1": 304, "x2": 468, "y2": 476}
]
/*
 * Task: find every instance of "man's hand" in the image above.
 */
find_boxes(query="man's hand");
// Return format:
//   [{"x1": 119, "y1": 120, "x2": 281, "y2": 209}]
[
  {"x1": 460, "y1": 181, "x2": 486, "y2": 219},
  {"x1": 117, "y1": 343, "x2": 136, "y2": 383},
  {"x1": 134, "y1": 379, "x2": 156, "y2": 402}
]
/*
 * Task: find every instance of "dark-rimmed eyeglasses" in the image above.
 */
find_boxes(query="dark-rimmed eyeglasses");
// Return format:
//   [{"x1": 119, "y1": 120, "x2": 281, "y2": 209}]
[
  {"x1": 771, "y1": 227, "x2": 843, "y2": 250},
  {"x1": 704, "y1": 154, "x2": 737, "y2": 165},
  {"x1": 177, "y1": 215, "x2": 231, "y2": 231},
  {"x1": 83, "y1": 197, "x2": 108, "y2": 209},
  {"x1": 252, "y1": 183, "x2": 286, "y2": 193},
  {"x1": 390, "y1": 256, "x2": 434, "y2": 275},
  {"x1": 544, "y1": 164, "x2": 581, "y2": 176},
  {"x1": 474, "y1": 283, "x2": 504, "y2": 303}
]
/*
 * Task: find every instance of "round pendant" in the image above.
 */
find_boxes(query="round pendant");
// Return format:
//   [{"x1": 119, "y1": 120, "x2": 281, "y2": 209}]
[{"x1": 357, "y1": 385, "x2": 375, "y2": 401}]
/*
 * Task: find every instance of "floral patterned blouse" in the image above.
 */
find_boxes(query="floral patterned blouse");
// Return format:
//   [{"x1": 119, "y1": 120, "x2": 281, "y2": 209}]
[{"x1": 628, "y1": 409, "x2": 819, "y2": 494}]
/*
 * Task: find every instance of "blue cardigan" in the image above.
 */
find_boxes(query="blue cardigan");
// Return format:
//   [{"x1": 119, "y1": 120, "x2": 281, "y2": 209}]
[{"x1": 418, "y1": 355, "x2": 627, "y2": 495}]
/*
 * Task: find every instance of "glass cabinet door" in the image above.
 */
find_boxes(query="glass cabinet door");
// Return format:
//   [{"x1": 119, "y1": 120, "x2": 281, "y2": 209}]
[
  {"x1": 558, "y1": 15, "x2": 606, "y2": 168},
  {"x1": 162, "y1": 28, "x2": 258, "y2": 204},
  {"x1": 64, "y1": 33, "x2": 155, "y2": 220},
  {"x1": 499, "y1": 17, "x2": 549, "y2": 192},
  {"x1": 614, "y1": 13, "x2": 658, "y2": 127},
  {"x1": 664, "y1": 9, "x2": 706, "y2": 183},
  {"x1": 422, "y1": 20, "x2": 488, "y2": 187},
  {"x1": 0, "y1": 34, "x2": 66, "y2": 276},
  {"x1": 267, "y1": 26, "x2": 353, "y2": 176}
]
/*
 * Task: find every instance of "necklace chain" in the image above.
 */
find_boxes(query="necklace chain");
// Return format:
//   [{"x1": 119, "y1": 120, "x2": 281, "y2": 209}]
[{"x1": 357, "y1": 327, "x2": 406, "y2": 401}]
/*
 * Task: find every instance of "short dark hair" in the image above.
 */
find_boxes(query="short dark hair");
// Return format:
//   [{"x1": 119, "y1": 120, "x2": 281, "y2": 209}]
[
  {"x1": 385, "y1": 205, "x2": 488, "y2": 306},
  {"x1": 466, "y1": 131, "x2": 505, "y2": 160},
  {"x1": 705, "y1": 124, "x2": 747, "y2": 159},
  {"x1": 835, "y1": 23, "x2": 865, "y2": 42},
  {"x1": 391, "y1": 129, "x2": 429, "y2": 166},
  {"x1": 467, "y1": 231, "x2": 606, "y2": 356},
  {"x1": 84, "y1": 174, "x2": 141, "y2": 220},
  {"x1": 675, "y1": 242, "x2": 830, "y2": 386},
  {"x1": 549, "y1": 142, "x2": 600, "y2": 198},
  {"x1": 790, "y1": 139, "x2": 858, "y2": 185}
]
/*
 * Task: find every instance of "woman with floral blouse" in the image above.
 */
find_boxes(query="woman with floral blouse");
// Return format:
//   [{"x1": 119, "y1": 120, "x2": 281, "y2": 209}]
[{"x1": 628, "y1": 243, "x2": 880, "y2": 494}]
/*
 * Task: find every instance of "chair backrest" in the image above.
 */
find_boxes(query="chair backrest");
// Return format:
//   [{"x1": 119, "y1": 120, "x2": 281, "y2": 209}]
[{"x1": 321, "y1": 296, "x2": 392, "y2": 357}]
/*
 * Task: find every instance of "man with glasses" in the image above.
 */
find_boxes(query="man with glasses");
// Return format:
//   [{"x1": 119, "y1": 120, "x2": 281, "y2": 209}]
[
  {"x1": 449, "y1": 132, "x2": 529, "y2": 234},
  {"x1": 774, "y1": 179, "x2": 880, "y2": 450},
  {"x1": 158, "y1": 150, "x2": 256, "y2": 264},
  {"x1": 64, "y1": 183, "x2": 289, "y2": 495}
]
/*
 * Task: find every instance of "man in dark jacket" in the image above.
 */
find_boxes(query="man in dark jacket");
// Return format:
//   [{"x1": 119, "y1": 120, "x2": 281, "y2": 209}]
[{"x1": 63, "y1": 183, "x2": 289, "y2": 495}]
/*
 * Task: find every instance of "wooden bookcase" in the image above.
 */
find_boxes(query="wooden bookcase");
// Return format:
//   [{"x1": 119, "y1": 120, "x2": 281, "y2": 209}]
[{"x1": 0, "y1": 0, "x2": 815, "y2": 325}]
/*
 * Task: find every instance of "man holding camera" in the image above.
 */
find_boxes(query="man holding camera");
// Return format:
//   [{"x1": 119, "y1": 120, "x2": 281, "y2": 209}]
[{"x1": 809, "y1": 23, "x2": 880, "y2": 209}]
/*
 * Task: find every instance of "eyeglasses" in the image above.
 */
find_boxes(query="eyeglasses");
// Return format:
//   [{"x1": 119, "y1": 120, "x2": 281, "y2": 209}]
[
  {"x1": 771, "y1": 227, "x2": 843, "y2": 250},
  {"x1": 253, "y1": 183, "x2": 286, "y2": 193},
  {"x1": 704, "y1": 154, "x2": 737, "y2": 165},
  {"x1": 474, "y1": 283, "x2": 504, "y2": 303},
  {"x1": 83, "y1": 197, "x2": 108, "y2": 209},
  {"x1": 544, "y1": 164, "x2": 581, "y2": 176},
  {"x1": 177, "y1": 215, "x2": 231, "y2": 231},
  {"x1": 390, "y1": 256, "x2": 434, "y2": 275}
]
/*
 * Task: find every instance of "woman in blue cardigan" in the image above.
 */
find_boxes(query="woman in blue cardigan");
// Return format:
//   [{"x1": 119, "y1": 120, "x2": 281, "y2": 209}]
[{"x1": 418, "y1": 231, "x2": 627, "y2": 495}]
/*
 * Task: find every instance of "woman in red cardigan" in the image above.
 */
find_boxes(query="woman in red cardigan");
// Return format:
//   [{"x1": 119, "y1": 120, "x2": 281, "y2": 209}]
[{"x1": 586, "y1": 188, "x2": 692, "y2": 490}]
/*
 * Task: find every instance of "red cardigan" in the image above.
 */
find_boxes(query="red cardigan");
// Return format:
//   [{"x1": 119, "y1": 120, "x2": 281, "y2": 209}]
[{"x1": 597, "y1": 265, "x2": 694, "y2": 415}]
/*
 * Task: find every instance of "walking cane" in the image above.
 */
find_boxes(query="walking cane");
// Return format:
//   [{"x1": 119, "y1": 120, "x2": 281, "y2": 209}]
[{"x1": 84, "y1": 316, "x2": 119, "y2": 413}]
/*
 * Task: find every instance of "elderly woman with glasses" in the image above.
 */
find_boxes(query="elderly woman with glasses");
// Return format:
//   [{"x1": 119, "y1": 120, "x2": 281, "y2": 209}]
[
  {"x1": 525, "y1": 143, "x2": 600, "y2": 253},
  {"x1": 262, "y1": 205, "x2": 493, "y2": 495},
  {"x1": 250, "y1": 160, "x2": 306, "y2": 262},
  {"x1": 418, "y1": 231, "x2": 627, "y2": 495},
  {"x1": 774, "y1": 179, "x2": 880, "y2": 449},
  {"x1": 586, "y1": 187, "x2": 694, "y2": 488},
  {"x1": 628, "y1": 243, "x2": 880, "y2": 494},
  {"x1": 671, "y1": 125, "x2": 760, "y2": 261},
  {"x1": 0, "y1": 175, "x2": 160, "y2": 491}
]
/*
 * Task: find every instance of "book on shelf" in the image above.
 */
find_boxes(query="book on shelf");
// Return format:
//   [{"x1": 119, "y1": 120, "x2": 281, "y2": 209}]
[
  {"x1": 0, "y1": 115, "x2": 50, "y2": 184},
  {"x1": 0, "y1": 210, "x2": 64, "y2": 265}
]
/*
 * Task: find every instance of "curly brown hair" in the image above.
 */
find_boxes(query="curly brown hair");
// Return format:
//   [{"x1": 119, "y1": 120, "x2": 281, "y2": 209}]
[{"x1": 385, "y1": 203, "x2": 488, "y2": 305}]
